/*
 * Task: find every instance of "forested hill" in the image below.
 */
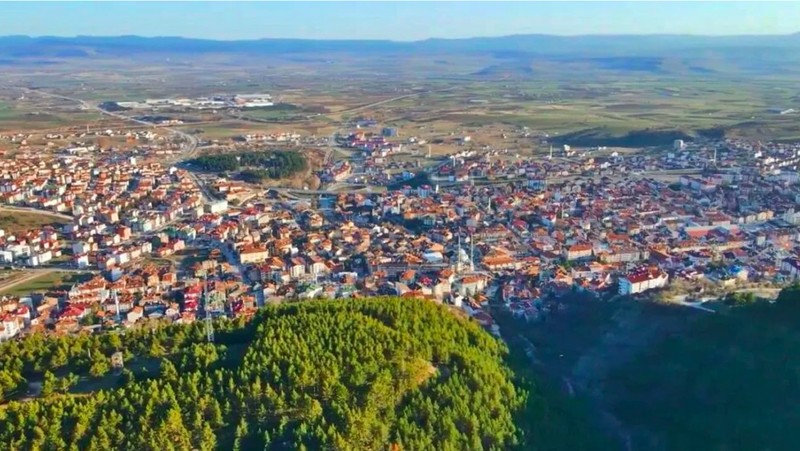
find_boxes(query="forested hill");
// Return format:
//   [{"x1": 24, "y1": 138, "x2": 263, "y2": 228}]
[
  {"x1": 0, "y1": 297, "x2": 602, "y2": 450},
  {"x1": 189, "y1": 150, "x2": 307, "y2": 179},
  {"x1": 608, "y1": 284, "x2": 800, "y2": 450}
]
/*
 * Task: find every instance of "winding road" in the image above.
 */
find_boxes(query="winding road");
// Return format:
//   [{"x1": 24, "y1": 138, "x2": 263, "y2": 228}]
[
  {"x1": 23, "y1": 87, "x2": 212, "y2": 201},
  {"x1": 22, "y1": 87, "x2": 200, "y2": 159}
]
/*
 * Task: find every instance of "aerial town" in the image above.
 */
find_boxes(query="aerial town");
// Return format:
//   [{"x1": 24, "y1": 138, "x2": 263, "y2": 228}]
[
  {"x1": 7, "y1": 8, "x2": 800, "y2": 450},
  {"x1": 0, "y1": 105, "x2": 798, "y2": 341}
]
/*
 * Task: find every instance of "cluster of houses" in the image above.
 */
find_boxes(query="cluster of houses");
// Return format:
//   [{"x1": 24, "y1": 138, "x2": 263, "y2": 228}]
[
  {"x1": 0, "y1": 226, "x2": 61, "y2": 266},
  {"x1": 344, "y1": 131, "x2": 402, "y2": 157},
  {"x1": 0, "y1": 254, "x2": 261, "y2": 338},
  {"x1": 1, "y1": 132, "x2": 800, "y2": 340}
]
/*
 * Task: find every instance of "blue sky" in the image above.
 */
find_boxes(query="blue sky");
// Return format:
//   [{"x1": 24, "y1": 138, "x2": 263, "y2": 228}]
[{"x1": 0, "y1": 2, "x2": 796, "y2": 40}]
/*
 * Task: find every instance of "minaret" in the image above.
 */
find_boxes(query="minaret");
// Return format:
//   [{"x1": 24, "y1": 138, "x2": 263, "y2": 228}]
[
  {"x1": 549, "y1": 145, "x2": 553, "y2": 160},
  {"x1": 113, "y1": 289, "x2": 121, "y2": 323},
  {"x1": 469, "y1": 234, "x2": 475, "y2": 272},
  {"x1": 456, "y1": 231, "x2": 462, "y2": 274}
]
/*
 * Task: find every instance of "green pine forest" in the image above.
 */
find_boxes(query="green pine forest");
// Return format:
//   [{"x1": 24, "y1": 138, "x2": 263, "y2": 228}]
[
  {"x1": 189, "y1": 150, "x2": 307, "y2": 180},
  {"x1": 0, "y1": 297, "x2": 602, "y2": 451},
  {"x1": 607, "y1": 284, "x2": 800, "y2": 450}
]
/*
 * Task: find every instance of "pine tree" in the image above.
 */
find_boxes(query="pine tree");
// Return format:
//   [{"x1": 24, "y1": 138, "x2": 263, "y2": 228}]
[
  {"x1": 41, "y1": 371, "x2": 57, "y2": 397},
  {"x1": 232, "y1": 417, "x2": 249, "y2": 451},
  {"x1": 198, "y1": 423, "x2": 216, "y2": 451}
]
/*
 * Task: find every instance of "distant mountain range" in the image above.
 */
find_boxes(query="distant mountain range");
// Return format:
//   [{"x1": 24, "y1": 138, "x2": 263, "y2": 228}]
[
  {"x1": 3, "y1": 34, "x2": 800, "y2": 76},
  {"x1": 3, "y1": 33, "x2": 800, "y2": 55}
]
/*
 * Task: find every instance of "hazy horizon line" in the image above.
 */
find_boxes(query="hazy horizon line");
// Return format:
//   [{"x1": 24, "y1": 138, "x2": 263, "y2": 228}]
[{"x1": 2, "y1": 32, "x2": 799, "y2": 42}]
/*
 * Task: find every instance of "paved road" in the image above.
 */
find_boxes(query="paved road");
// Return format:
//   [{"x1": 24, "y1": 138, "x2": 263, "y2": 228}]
[
  {"x1": 23, "y1": 88, "x2": 200, "y2": 158},
  {"x1": 675, "y1": 300, "x2": 717, "y2": 313},
  {"x1": 24, "y1": 87, "x2": 210, "y2": 201},
  {"x1": 332, "y1": 87, "x2": 457, "y2": 116}
]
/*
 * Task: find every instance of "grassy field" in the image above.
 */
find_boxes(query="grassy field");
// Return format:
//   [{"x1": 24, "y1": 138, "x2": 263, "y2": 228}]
[
  {"x1": 0, "y1": 271, "x2": 91, "y2": 297},
  {"x1": 365, "y1": 79, "x2": 799, "y2": 145},
  {"x1": 0, "y1": 211, "x2": 69, "y2": 235},
  {"x1": 235, "y1": 103, "x2": 309, "y2": 121},
  {"x1": 189, "y1": 119, "x2": 335, "y2": 140},
  {"x1": 0, "y1": 102, "x2": 104, "y2": 132},
  {"x1": 0, "y1": 102, "x2": 16, "y2": 121}
]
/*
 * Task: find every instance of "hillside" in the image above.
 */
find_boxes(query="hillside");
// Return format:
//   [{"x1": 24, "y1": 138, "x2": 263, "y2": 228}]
[
  {"x1": 0, "y1": 298, "x2": 603, "y2": 450},
  {"x1": 607, "y1": 285, "x2": 800, "y2": 450},
  {"x1": 4, "y1": 34, "x2": 800, "y2": 77}
]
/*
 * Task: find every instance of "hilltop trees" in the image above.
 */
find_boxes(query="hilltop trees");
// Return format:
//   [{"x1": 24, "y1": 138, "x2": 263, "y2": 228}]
[
  {"x1": 190, "y1": 150, "x2": 307, "y2": 180},
  {"x1": 0, "y1": 297, "x2": 612, "y2": 449}
]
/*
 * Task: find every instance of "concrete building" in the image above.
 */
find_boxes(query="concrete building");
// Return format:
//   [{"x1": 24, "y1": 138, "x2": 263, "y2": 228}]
[
  {"x1": 238, "y1": 245, "x2": 270, "y2": 265},
  {"x1": 781, "y1": 257, "x2": 800, "y2": 279},
  {"x1": 619, "y1": 267, "x2": 669, "y2": 295},
  {"x1": 207, "y1": 200, "x2": 229, "y2": 215}
]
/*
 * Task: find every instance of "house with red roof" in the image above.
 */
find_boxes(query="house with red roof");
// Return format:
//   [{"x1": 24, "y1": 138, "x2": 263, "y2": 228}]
[{"x1": 619, "y1": 267, "x2": 669, "y2": 295}]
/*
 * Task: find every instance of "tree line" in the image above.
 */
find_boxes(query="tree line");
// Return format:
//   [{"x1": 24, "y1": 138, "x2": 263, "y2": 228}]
[
  {"x1": 0, "y1": 295, "x2": 634, "y2": 449},
  {"x1": 190, "y1": 150, "x2": 307, "y2": 180},
  {"x1": 0, "y1": 317, "x2": 252, "y2": 402},
  {"x1": 0, "y1": 298, "x2": 541, "y2": 450}
]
